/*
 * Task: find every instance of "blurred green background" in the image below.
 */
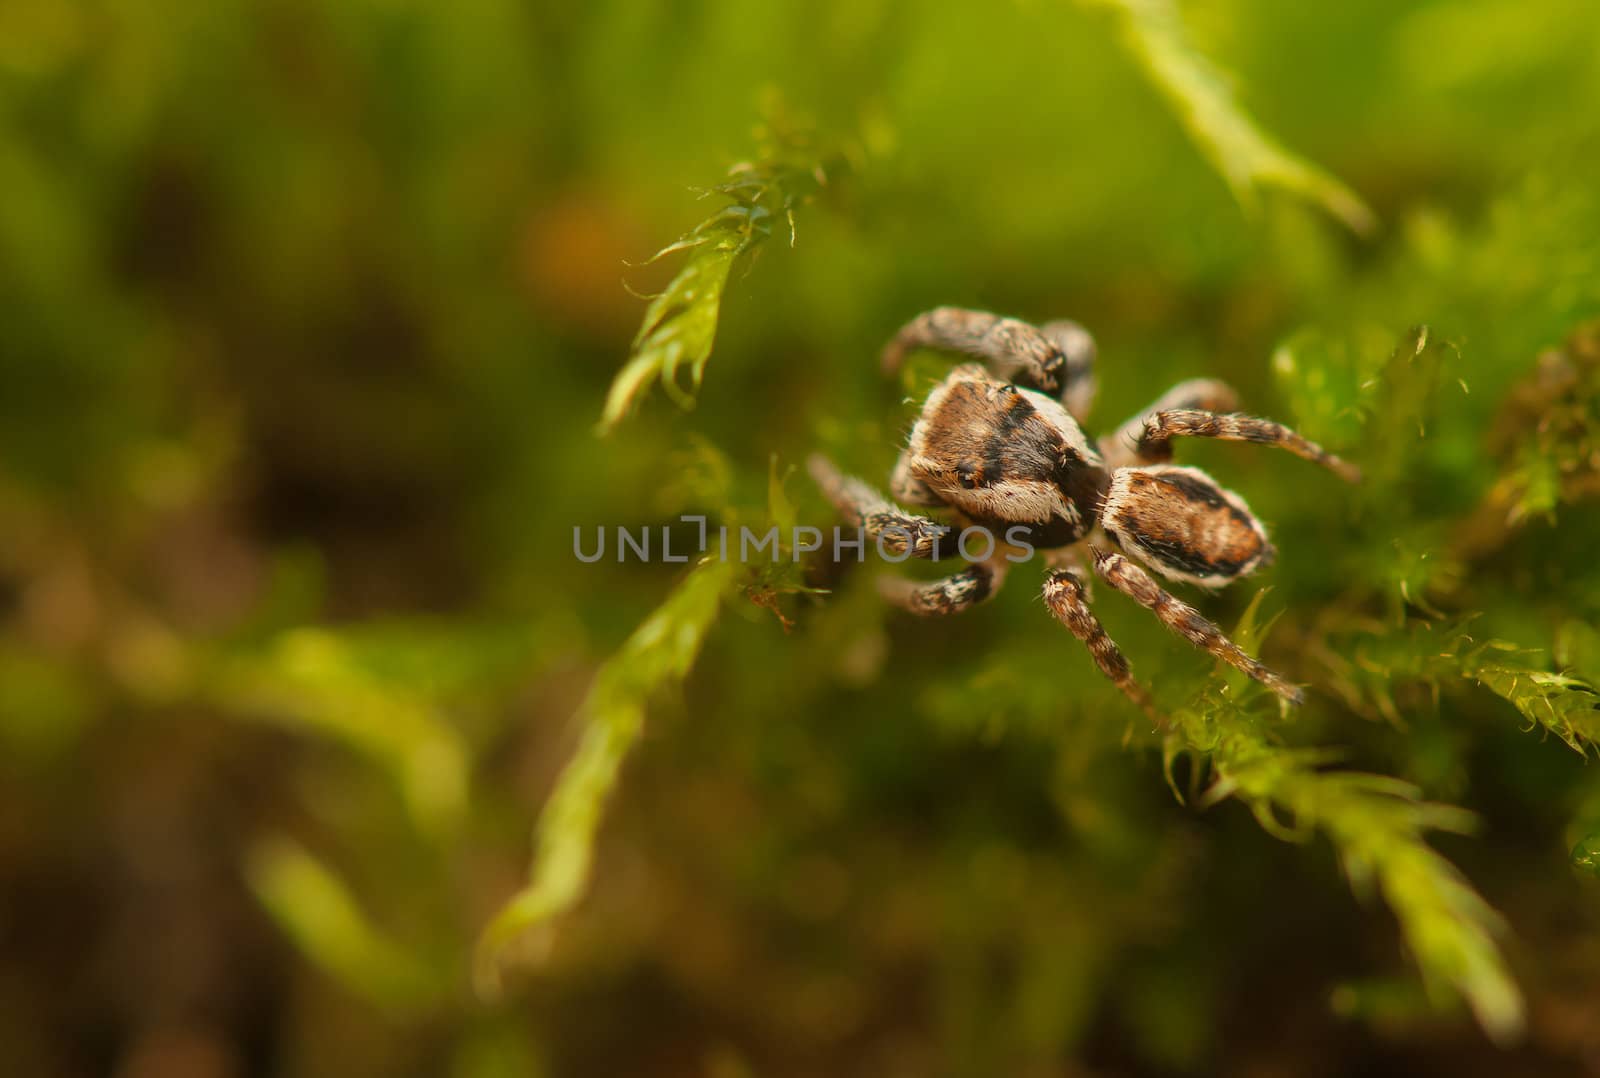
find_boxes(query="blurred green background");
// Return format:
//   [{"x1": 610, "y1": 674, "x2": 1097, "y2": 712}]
[{"x1": 3, "y1": 0, "x2": 1600, "y2": 1075}]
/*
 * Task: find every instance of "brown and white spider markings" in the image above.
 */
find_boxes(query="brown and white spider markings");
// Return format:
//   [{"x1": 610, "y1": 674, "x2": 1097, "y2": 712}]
[{"x1": 810, "y1": 306, "x2": 1361, "y2": 721}]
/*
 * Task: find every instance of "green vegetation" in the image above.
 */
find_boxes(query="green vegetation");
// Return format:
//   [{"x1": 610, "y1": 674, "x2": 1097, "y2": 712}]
[{"x1": 2, "y1": 1, "x2": 1599, "y2": 1074}]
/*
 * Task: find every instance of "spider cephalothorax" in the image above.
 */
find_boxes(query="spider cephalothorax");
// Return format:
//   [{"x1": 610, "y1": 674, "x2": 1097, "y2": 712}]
[{"x1": 811, "y1": 306, "x2": 1360, "y2": 720}]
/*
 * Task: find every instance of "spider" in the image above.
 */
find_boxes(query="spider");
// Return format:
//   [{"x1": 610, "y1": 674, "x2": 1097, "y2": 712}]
[{"x1": 809, "y1": 306, "x2": 1360, "y2": 721}]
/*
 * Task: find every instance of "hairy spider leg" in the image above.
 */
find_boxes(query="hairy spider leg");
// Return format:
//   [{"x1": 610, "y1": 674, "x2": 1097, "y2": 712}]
[
  {"x1": 808, "y1": 454, "x2": 953, "y2": 559},
  {"x1": 1042, "y1": 566, "x2": 1161, "y2": 722},
  {"x1": 1102, "y1": 379, "x2": 1241, "y2": 468},
  {"x1": 1090, "y1": 547, "x2": 1304, "y2": 705},
  {"x1": 879, "y1": 559, "x2": 1005, "y2": 616},
  {"x1": 1038, "y1": 319, "x2": 1098, "y2": 421},
  {"x1": 1131, "y1": 408, "x2": 1360, "y2": 483},
  {"x1": 880, "y1": 307, "x2": 1070, "y2": 396}
]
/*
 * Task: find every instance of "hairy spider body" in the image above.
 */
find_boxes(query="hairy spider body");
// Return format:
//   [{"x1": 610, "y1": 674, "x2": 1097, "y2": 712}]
[
  {"x1": 1100, "y1": 465, "x2": 1273, "y2": 588},
  {"x1": 895, "y1": 368, "x2": 1106, "y2": 543},
  {"x1": 812, "y1": 306, "x2": 1360, "y2": 719}
]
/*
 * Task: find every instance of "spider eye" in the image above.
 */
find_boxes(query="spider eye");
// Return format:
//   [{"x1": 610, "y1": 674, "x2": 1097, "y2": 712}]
[{"x1": 956, "y1": 461, "x2": 980, "y2": 489}]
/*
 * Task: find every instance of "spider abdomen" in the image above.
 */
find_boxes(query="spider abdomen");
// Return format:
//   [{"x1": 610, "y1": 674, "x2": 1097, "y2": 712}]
[{"x1": 1100, "y1": 465, "x2": 1273, "y2": 588}]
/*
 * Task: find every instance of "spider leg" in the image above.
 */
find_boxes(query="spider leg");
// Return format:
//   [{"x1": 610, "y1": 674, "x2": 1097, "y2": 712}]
[
  {"x1": 880, "y1": 559, "x2": 1004, "y2": 616},
  {"x1": 1043, "y1": 544, "x2": 1097, "y2": 599},
  {"x1": 1043, "y1": 566, "x2": 1161, "y2": 722},
  {"x1": 1090, "y1": 547, "x2": 1305, "y2": 705},
  {"x1": 1039, "y1": 319, "x2": 1098, "y2": 420},
  {"x1": 1129, "y1": 408, "x2": 1360, "y2": 482},
  {"x1": 1101, "y1": 378, "x2": 1241, "y2": 467},
  {"x1": 808, "y1": 454, "x2": 952, "y2": 558},
  {"x1": 880, "y1": 307, "x2": 1068, "y2": 395}
]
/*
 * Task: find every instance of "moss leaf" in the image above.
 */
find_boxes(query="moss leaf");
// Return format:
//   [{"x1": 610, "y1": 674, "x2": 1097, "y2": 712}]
[
  {"x1": 475, "y1": 558, "x2": 739, "y2": 992},
  {"x1": 1092, "y1": 0, "x2": 1375, "y2": 235}
]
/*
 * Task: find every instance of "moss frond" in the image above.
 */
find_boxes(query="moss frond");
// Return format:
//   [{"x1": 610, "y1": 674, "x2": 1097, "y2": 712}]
[
  {"x1": 598, "y1": 125, "x2": 841, "y2": 434},
  {"x1": 215, "y1": 628, "x2": 471, "y2": 840},
  {"x1": 247, "y1": 837, "x2": 445, "y2": 1015},
  {"x1": 1173, "y1": 616, "x2": 1524, "y2": 1042},
  {"x1": 1318, "y1": 616, "x2": 1600, "y2": 753},
  {"x1": 1469, "y1": 652, "x2": 1600, "y2": 754},
  {"x1": 475, "y1": 557, "x2": 740, "y2": 992},
  {"x1": 1089, "y1": 0, "x2": 1375, "y2": 235},
  {"x1": 1458, "y1": 320, "x2": 1600, "y2": 558}
]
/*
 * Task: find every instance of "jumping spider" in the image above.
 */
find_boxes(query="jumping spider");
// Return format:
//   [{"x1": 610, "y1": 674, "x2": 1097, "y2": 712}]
[{"x1": 809, "y1": 307, "x2": 1360, "y2": 720}]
